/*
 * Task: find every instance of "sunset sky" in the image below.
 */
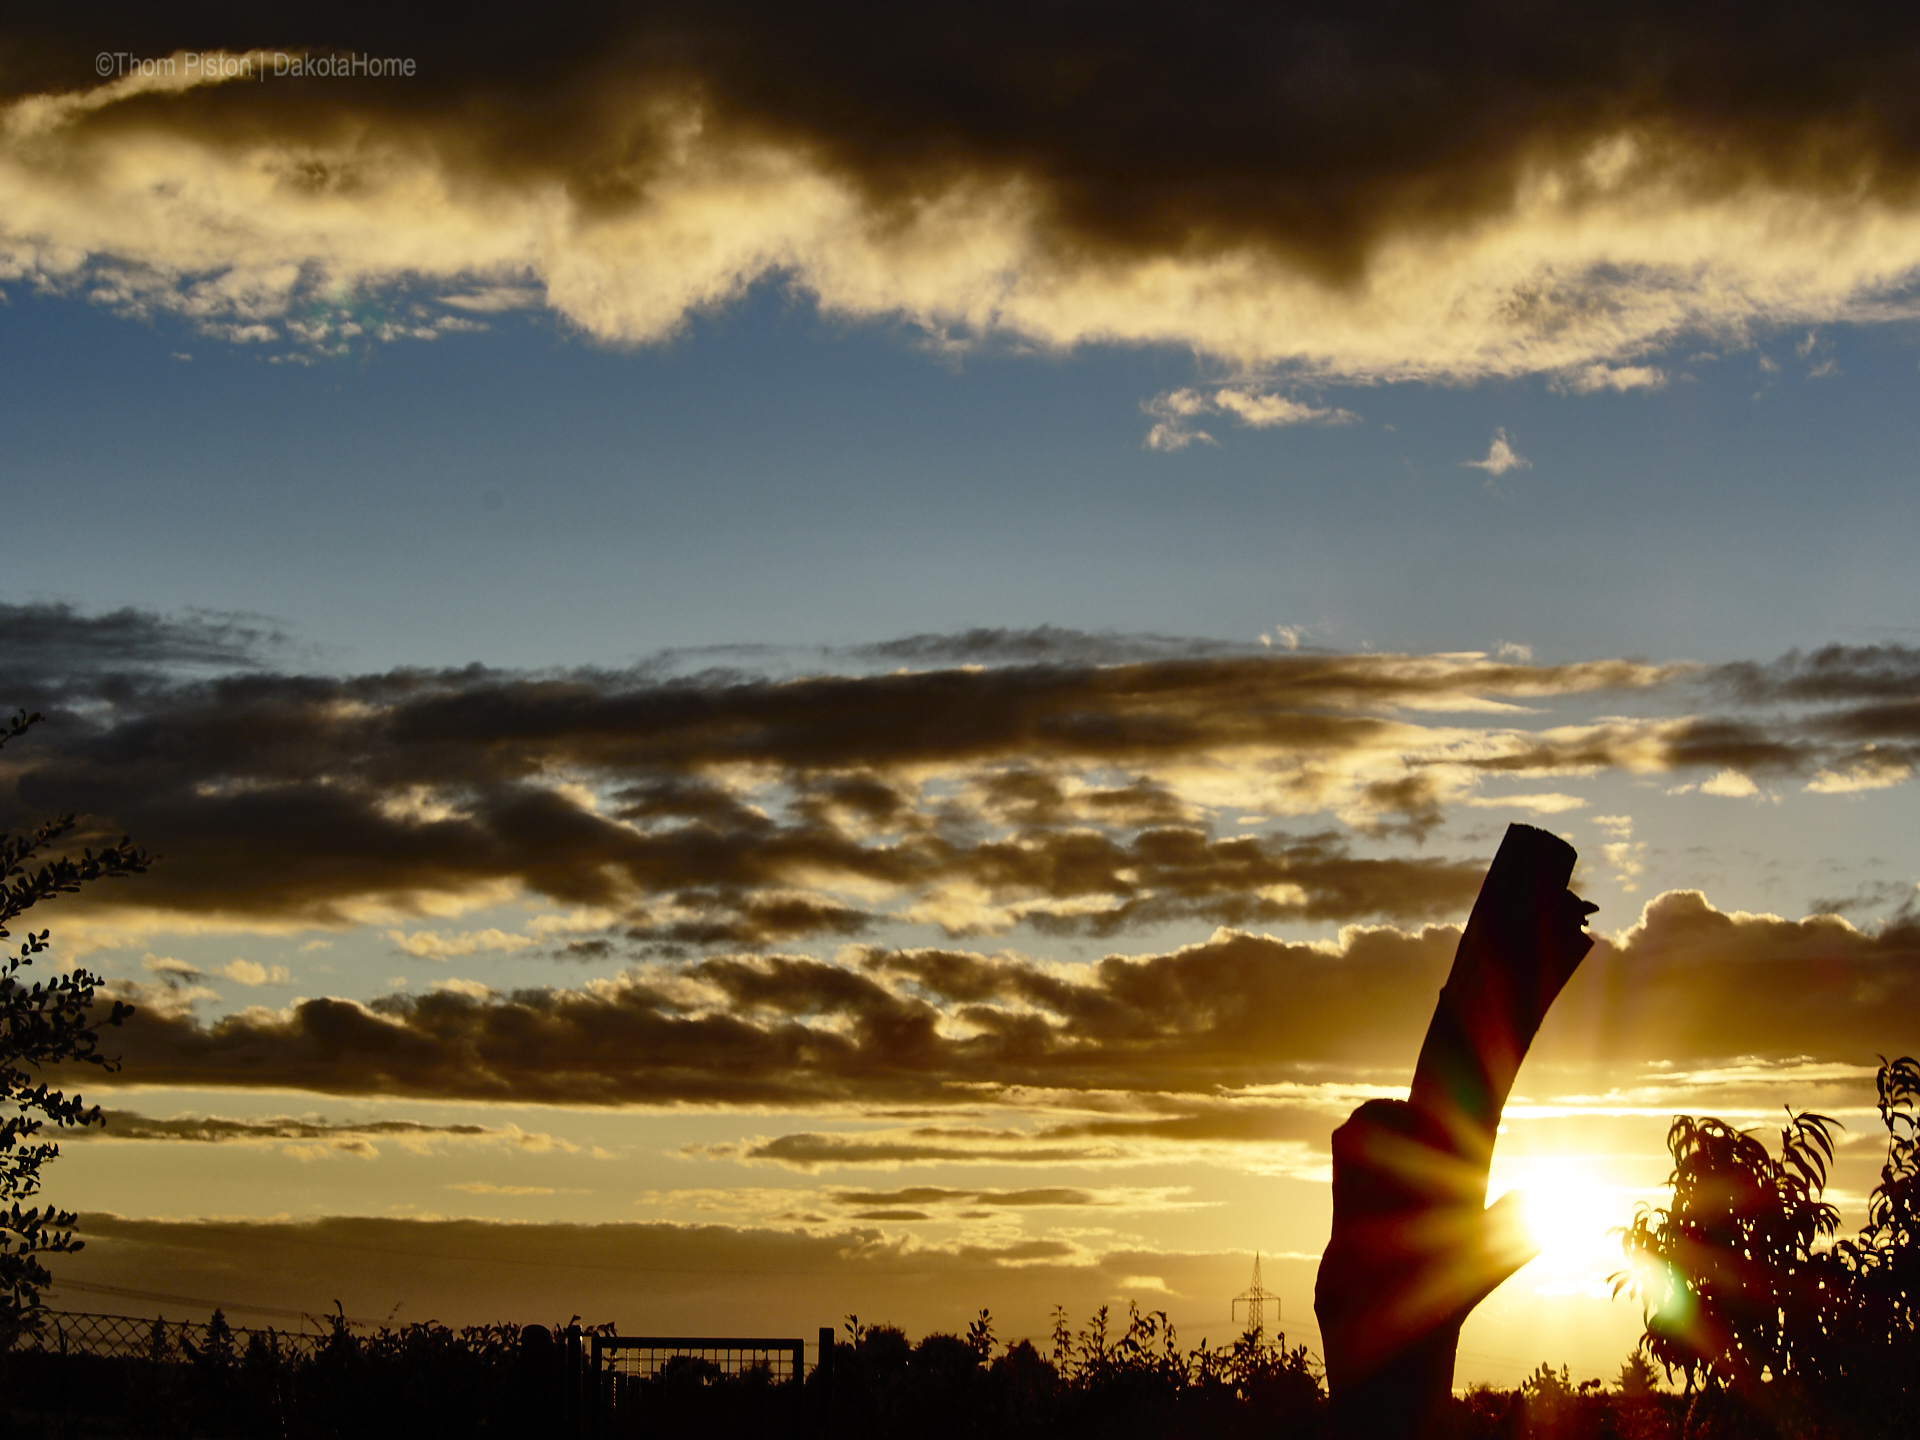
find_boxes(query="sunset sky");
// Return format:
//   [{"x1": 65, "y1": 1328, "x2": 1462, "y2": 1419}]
[{"x1": 3, "y1": 4, "x2": 1918, "y2": 1388}]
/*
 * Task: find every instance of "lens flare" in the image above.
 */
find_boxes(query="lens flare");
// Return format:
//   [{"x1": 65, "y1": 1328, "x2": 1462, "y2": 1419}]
[{"x1": 1500, "y1": 1156, "x2": 1623, "y2": 1278}]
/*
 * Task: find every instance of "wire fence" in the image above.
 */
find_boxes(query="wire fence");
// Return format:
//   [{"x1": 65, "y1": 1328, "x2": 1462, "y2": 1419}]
[
  {"x1": 594, "y1": 1335, "x2": 807, "y2": 1386},
  {"x1": 8, "y1": 1309, "x2": 332, "y2": 1363},
  {"x1": 589, "y1": 1335, "x2": 812, "y2": 1439}
]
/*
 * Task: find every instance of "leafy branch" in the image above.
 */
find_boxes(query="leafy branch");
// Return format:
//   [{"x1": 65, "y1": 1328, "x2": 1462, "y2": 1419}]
[{"x1": 0, "y1": 709, "x2": 149, "y2": 1336}]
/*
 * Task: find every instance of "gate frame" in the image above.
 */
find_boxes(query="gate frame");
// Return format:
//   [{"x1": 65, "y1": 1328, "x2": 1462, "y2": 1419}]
[{"x1": 586, "y1": 1334, "x2": 810, "y2": 1437}]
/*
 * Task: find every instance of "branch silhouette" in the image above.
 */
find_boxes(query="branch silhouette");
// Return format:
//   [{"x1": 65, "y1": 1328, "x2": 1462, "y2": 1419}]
[{"x1": 0, "y1": 708, "x2": 148, "y2": 1338}]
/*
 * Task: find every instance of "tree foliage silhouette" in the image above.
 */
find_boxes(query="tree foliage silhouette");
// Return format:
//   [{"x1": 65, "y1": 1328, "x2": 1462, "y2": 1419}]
[
  {"x1": 0, "y1": 709, "x2": 147, "y2": 1335},
  {"x1": 1618, "y1": 1054, "x2": 1920, "y2": 1434}
]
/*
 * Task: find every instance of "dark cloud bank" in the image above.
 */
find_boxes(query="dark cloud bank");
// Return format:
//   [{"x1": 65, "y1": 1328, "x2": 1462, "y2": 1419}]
[
  {"x1": 93, "y1": 895, "x2": 1920, "y2": 1109},
  {"x1": 3, "y1": 611, "x2": 1910, "y2": 948},
  {"x1": 2, "y1": 608, "x2": 1672, "y2": 943},
  {"x1": 5, "y1": 612, "x2": 1913, "y2": 1110},
  {"x1": 9, "y1": 4, "x2": 1920, "y2": 278}
]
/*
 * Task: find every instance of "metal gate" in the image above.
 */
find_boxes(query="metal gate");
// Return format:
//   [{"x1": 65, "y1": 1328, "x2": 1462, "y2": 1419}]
[{"x1": 580, "y1": 1331, "x2": 827, "y2": 1439}]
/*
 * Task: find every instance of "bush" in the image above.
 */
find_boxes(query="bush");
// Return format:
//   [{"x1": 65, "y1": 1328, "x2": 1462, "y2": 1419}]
[{"x1": 1617, "y1": 1054, "x2": 1920, "y2": 1438}]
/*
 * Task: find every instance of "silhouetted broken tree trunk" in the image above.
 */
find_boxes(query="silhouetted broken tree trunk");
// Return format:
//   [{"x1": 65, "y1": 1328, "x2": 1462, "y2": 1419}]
[{"x1": 1314, "y1": 823, "x2": 1596, "y2": 1439}]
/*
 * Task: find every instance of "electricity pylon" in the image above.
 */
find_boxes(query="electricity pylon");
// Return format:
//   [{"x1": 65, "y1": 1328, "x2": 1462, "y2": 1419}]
[{"x1": 1231, "y1": 1253, "x2": 1280, "y2": 1336}]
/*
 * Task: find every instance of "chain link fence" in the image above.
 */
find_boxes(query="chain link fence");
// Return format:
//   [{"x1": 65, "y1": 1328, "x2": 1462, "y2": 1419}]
[{"x1": 8, "y1": 1309, "x2": 332, "y2": 1363}]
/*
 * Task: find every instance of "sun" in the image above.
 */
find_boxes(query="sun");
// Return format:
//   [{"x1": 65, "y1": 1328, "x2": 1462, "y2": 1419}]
[{"x1": 1499, "y1": 1155, "x2": 1625, "y2": 1277}]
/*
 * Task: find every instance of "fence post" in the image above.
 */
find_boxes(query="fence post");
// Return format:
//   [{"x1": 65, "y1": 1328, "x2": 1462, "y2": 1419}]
[
  {"x1": 521, "y1": 1324, "x2": 557, "y2": 1439},
  {"x1": 564, "y1": 1325, "x2": 583, "y2": 1440},
  {"x1": 591, "y1": 1334, "x2": 608, "y2": 1440},
  {"x1": 816, "y1": 1326, "x2": 834, "y2": 1438}
]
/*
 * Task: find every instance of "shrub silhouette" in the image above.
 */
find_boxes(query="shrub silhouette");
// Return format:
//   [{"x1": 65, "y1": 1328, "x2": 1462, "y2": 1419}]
[
  {"x1": 1617, "y1": 1054, "x2": 1920, "y2": 1437},
  {"x1": 830, "y1": 1300, "x2": 1322, "y2": 1440},
  {"x1": 0, "y1": 708, "x2": 147, "y2": 1340}
]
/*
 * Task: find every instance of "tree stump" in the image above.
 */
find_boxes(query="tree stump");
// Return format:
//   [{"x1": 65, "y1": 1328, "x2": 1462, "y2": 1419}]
[{"x1": 1314, "y1": 822, "x2": 1597, "y2": 1438}]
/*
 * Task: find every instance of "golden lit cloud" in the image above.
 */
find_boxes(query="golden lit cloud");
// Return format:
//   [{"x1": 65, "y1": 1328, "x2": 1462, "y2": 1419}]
[
  {"x1": 85, "y1": 888, "x2": 1918, "y2": 1116},
  {"x1": 9, "y1": 12, "x2": 1920, "y2": 379}
]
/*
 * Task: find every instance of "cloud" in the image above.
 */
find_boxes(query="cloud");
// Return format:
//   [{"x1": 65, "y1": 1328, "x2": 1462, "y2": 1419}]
[
  {"x1": 1542, "y1": 891, "x2": 1920, "y2": 1071},
  {"x1": 1556, "y1": 364, "x2": 1667, "y2": 394},
  {"x1": 8, "y1": 609, "x2": 1695, "y2": 949},
  {"x1": 1711, "y1": 645, "x2": 1920, "y2": 705},
  {"x1": 6, "y1": 608, "x2": 1908, "y2": 965},
  {"x1": 1700, "y1": 769, "x2": 1760, "y2": 797},
  {"x1": 848, "y1": 627, "x2": 1249, "y2": 669},
  {"x1": 1459, "y1": 793, "x2": 1587, "y2": 814},
  {"x1": 431, "y1": 978, "x2": 499, "y2": 999},
  {"x1": 218, "y1": 959, "x2": 291, "y2": 985},
  {"x1": 85, "y1": 890, "x2": 1920, "y2": 1112},
  {"x1": 1463, "y1": 429, "x2": 1530, "y2": 475},
  {"x1": 1807, "y1": 880, "x2": 1918, "y2": 919},
  {"x1": 1210, "y1": 388, "x2": 1356, "y2": 429},
  {"x1": 719, "y1": 1101, "x2": 1342, "y2": 1174},
  {"x1": 1142, "y1": 387, "x2": 1355, "y2": 450},
  {"x1": 1805, "y1": 753, "x2": 1912, "y2": 794},
  {"x1": 1141, "y1": 390, "x2": 1217, "y2": 452},
  {"x1": 10, "y1": 13, "x2": 1920, "y2": 377},
  {"x1": 86, "y1": 1110, "x2": 495, "y2": 1153},
  {"x1": 91, "y1": 924, "x2": 1453, "y2": 1105},
  {"x1": 0, "y1": 603, "x2": 288, "y2": 687},
  {"x1": 825, "y1": 1186, "x2": 1186, "y2": 1211},
  {"x1": 51, "y1": 1211, "x2": 1300, "y2": 1340},
  {"x1": 1593, "y1": 816, "x2": 1647, "y2": 892},
  {"x1": 388, "y1": 927, "x2": 536, "y2": 959}
]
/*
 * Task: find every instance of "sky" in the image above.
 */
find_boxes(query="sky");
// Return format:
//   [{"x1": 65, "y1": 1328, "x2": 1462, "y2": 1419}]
[{"x1": 2, "y1": 2, "x2": 1919, "y2": 1389}]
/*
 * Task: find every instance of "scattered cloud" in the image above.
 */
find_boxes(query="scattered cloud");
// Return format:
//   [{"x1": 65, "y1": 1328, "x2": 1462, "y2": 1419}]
[
  {"x1": 1141, "y1": 389, "x2": 1218, "y2": 452},
  {"x1": 1805, "y1": 753, "x2": 1911, "y2": 794},
  {"x1": 1143, "y1": 387, "x2": 1356, "y2": 449},
  {"x1": 1459, "y1": 793, "x2": 1588, "y2": 814},
  {"x1": 1556, "y1": 364, "x2": 1667, "y2": 394},
  {"x1": 87, "y1": 1111, "x2": 504, "y2": 1157},
  {"x1": 1700, "y1": 769, "x2": 1760, "y2": 798},
  {"x1": 218, "y1": 959, "x2": 291, "y2": 986},
  {"x1": 1591, "y1": 815, "x2": 1646, "y2": 889},
  {"x1": 1463, "y1": 429, "x2": 1530, "y2": 476},
  {"x1": 388, "y1": 928, "x2": 536, "y2": 960}
]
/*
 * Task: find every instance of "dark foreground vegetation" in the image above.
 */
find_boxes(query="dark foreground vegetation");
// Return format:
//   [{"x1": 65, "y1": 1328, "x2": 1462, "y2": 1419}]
[
  {"x1": 0, "y1": 1301, "x2": 1677, "y2": 1440},
  {"x1": 1606, "y1": 1055, "x2": 1920, "y2": 1440},
  {"x1": 0, "y1": 1053, "x2": 1914, "y2": 1439},
  {"x1": 2, "y1": 1311, "x2": 535, "y2": 1439}
]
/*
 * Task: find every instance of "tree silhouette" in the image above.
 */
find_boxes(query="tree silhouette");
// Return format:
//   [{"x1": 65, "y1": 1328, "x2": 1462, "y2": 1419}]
[
  {"x1": 1618, "y1": 1054, "x2": 1920, "y2": 1435},
  {"x1": 0, "y1": 709, "x2": 147, "y2": 1337}
]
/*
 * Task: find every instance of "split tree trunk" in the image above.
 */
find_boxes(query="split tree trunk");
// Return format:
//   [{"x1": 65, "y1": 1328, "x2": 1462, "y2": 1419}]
[{"x1": 1314, "y1": 822, "x2": 1597, "y2": 1438}]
